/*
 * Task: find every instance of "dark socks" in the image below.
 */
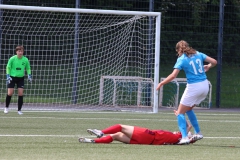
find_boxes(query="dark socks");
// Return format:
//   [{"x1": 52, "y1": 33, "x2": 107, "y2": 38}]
[
  {"x1": 18, "y1": 96, "x2": 23, "y2": 111},
  {"x1": 6, "y1": 95, "x2": 12, "y2": 108}
]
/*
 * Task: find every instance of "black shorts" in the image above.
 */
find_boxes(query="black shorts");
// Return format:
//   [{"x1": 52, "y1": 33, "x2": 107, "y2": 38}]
[{"x1": 8, "y1": 77, "x2": 24, "y2": 89}]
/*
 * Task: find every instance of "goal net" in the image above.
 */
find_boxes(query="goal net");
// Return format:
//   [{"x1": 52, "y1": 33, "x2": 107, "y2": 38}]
[
  {"x1": 0, "y1": 5, "x2": 161, "y2": 113},
  {"x1": 99, "y1": 76, "x2": 154, "y2": 111},
  {"x1": 159, "y1": 78, "x2": 212, "y2": 109}
]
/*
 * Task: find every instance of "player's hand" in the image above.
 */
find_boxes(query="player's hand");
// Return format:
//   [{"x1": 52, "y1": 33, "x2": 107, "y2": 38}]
[
  {"x1": 6, "y1": 74, "x2": 12, "y2": 84},
  {"x1": 173, "y1": 110, "x2": 178, "y2": 116},
  {"x1": 28, "y1": 74, "x2": 32, "y2": 83},
  {"x1": 156, "y1": 82, "x2": 163, "y2": 90},
  {"x1": 204, "y1": 64, "x2": 210, "y2": 72}
]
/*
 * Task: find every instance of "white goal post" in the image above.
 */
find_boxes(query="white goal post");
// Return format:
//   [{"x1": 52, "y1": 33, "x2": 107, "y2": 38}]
[
  {"x1": 0, "y1": 4, "x2": 161, "y2": 113},
  {"x1": 159, "y1": 78, "x2": 212, "y2": 108},
  {"x1": 99, "y1": 76, "x2": 154, "y2": 107}
]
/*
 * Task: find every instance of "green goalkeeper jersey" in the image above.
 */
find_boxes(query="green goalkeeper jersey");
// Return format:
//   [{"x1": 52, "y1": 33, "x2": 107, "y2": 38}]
[{"x1": 6, "y1": 55, "x2": 31, "y2": 77}]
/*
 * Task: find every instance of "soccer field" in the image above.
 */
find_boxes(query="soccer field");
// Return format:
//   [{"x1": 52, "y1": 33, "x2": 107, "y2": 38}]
[{"x1": 0, "y1": 108, "x2": 240, "y2": 160}]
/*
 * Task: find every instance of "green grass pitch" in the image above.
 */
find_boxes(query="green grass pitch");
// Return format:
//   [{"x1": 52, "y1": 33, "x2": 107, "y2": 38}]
[{"x1": 0, "y1": 109, "x2": 240, "y2": 160}]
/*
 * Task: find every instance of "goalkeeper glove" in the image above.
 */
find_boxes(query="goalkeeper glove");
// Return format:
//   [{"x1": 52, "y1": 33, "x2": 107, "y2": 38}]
[
  {"x1": 28, "y1": 74, "x2": 32, "y2": 83},
  {"x1": 6, "y1": 74, "x2": 12, "y2": 84}
]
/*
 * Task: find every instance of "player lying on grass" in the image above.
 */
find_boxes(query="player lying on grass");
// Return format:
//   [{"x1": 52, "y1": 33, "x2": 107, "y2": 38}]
[{"x1": 79, "y1": 121, "x2": 198, "y2": 145}]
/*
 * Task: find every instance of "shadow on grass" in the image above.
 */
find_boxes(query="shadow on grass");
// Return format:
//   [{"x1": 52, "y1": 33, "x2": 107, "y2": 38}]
[{"x1": 192, "y1": 144, "x2": 240, "y2": 148}]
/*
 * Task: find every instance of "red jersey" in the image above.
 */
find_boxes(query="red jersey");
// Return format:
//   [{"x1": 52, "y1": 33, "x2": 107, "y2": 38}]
[
  {"x1": 130, "y1": 127, "x2": 181, "y2": 145},
  {"x1": 151, "y1": 130, "x2": 182, "y2": 145}
]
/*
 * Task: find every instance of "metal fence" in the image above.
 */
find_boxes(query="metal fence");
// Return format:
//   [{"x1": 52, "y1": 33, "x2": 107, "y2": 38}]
[{"x1": 1, "y1": 0, "x2": 240, "y2": 108}]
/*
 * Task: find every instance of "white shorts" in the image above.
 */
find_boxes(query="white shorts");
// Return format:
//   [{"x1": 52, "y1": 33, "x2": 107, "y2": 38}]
[{"x1": 180, "y1": 79, "x2": 209, "y2": 107}]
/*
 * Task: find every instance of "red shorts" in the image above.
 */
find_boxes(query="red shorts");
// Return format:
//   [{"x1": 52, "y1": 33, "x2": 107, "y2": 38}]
[{"x1": 129, "y1": 127, "x2": 155, "y2": 144}]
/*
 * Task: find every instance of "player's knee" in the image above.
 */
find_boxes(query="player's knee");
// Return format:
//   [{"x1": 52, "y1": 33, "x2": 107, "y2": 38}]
[{"x1": 7, "y1": 93, "x2": 13, "y2": 96}]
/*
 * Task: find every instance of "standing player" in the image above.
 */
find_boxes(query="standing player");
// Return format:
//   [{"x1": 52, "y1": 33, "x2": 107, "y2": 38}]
[
  {"x1": 78, "y1": 122, "x2": 196, "y2": 145},
  {"x1": 4, "y1": 45, "x2": 32, "y2": 115},
  {"x1": 156, "y1": 40, "x2": 217, "y2": 144}
]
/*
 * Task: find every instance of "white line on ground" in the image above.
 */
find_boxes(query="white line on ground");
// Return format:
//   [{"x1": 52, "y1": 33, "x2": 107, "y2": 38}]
[
  {"x1": 1, "y1": 116, "x2": 240, "y2": 123},
  {"x1": 0, "y1": 135, "x2": 94, "y2": 137},
  {"x1": 204, "y1": 137, "x2": 240, "y2": 139},
  {"x1": 0, "y1": 135, "x2": 239, "y2": 139}
]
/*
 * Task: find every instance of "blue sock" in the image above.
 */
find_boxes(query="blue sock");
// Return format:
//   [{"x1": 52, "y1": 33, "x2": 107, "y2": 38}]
[
  {"x1": 186, "y1": 110, "x2": 200, "y2": 134},
  {"x1": 177, "y1": 114, "x2": 187, "y2": 138}
]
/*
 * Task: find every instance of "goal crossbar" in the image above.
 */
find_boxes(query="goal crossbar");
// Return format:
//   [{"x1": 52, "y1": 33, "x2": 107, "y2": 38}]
[{"x1": 0, "y1": 4, "x2": 160, "y2": 16}]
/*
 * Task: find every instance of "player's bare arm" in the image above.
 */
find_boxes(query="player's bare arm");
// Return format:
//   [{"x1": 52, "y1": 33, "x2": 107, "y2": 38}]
[
  {"x1": 204, "y1": 56, "x2": 217, "y2": 72},
  {"x1": 156, "y1": 69, "x2": 180, "y2": 90}
]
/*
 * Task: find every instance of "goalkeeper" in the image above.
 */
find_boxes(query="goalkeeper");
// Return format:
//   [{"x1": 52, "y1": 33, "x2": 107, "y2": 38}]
[
  {"x1": 4, "y1": 45, "x2": 32, "y2": 115},
  {"x1": 79, "y1": 121, "x2": 197, "y2": 145}
]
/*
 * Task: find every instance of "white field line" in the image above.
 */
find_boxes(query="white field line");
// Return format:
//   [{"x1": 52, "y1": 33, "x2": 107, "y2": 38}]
[
  {"x1": 1, "y1": 117, "x2": 178, "y2": 121},
  {"x1": 0, "y1": 116, "x2": 240, "y2": 123},
  {"x1": 0, "y1": 135, "x2": 77, "y2": 137},
  {"x1": 1, "y1": 109, "x2": 240, "y2": 116},
  {"x1": 1, "y1": 109, "x2": 240, "y2": 115},
  {"x1": 0, "y1": 134, "x2": 239, "y2": 139},
  {"x1": 160, "y1": 112, "x2": 240, "y2": 116},
  {"x1": 0, "y1": 135, "x2": 93, "y2": 137},
  {"x1": 0, "y1": 135, "x2": 239, "y2": 139}
]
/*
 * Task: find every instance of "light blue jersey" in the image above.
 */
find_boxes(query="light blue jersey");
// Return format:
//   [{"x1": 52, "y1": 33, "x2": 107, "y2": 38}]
[{"x1": 174, "y1": 51, "x2": 207, "y2": 84}]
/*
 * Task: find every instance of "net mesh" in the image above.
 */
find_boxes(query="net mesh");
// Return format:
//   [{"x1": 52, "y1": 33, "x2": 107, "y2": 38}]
[{"x1": 0, "y1": 6, "x2": 158, "y2": 112}]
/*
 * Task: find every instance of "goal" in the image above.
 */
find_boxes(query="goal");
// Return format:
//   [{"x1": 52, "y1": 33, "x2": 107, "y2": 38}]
[
  {"x1": 159, "y1": 78, "x2": 212, "y2": 108},
  {"x1": 0, "y1": 4, "x2": 161, "y2": 113},
  {"x1": 99, "y1": 76, "x2": 154, "y2": 111}
]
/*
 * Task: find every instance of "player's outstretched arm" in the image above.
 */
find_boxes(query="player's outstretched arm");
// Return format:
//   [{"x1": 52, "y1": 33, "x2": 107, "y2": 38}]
[{"x1": 156, "y1": 69, "x2": 180, "y2": 90}]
